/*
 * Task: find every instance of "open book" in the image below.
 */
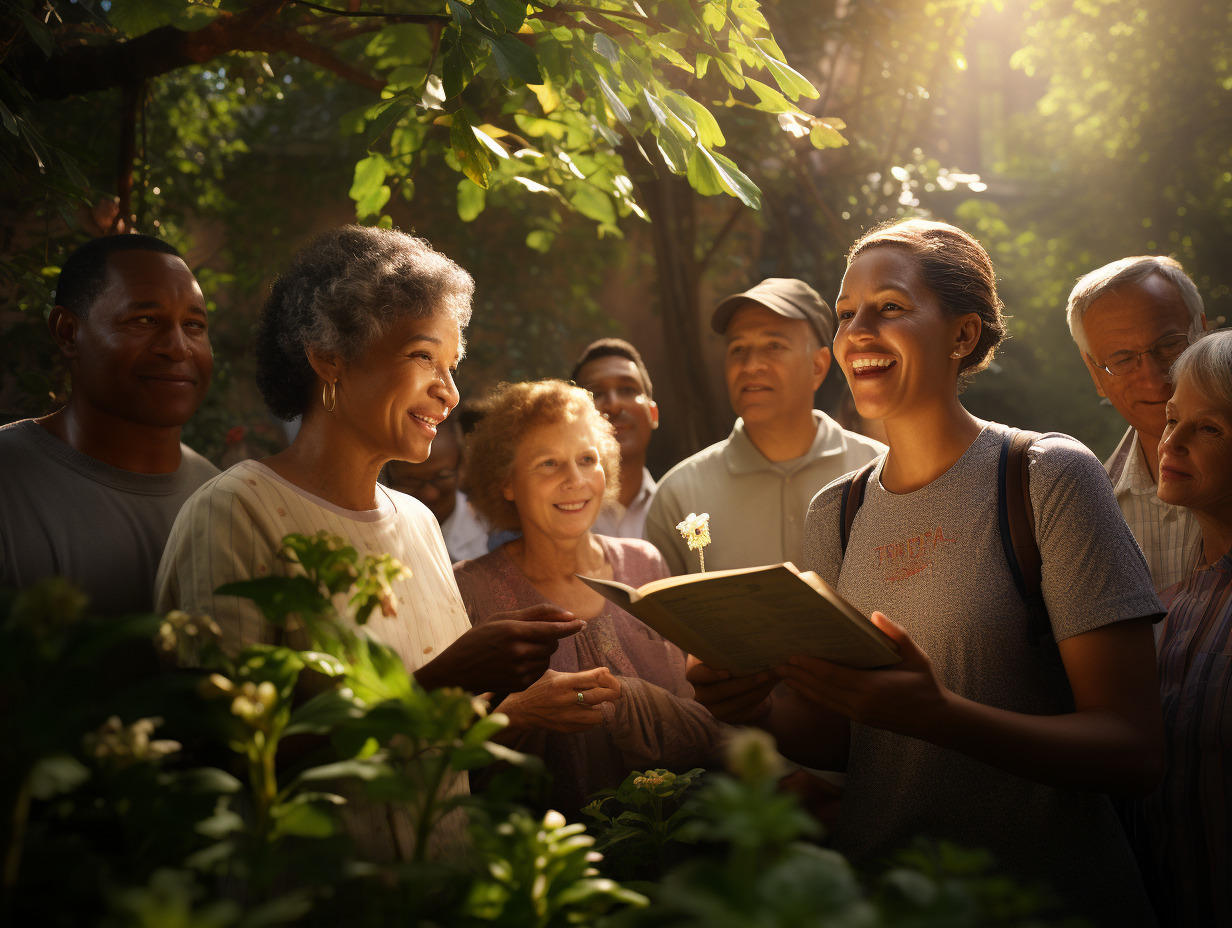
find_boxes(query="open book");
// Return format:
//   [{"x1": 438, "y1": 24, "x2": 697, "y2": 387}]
[{"x1": 578, "y1": 562, "x2": 900, "y2": 676}]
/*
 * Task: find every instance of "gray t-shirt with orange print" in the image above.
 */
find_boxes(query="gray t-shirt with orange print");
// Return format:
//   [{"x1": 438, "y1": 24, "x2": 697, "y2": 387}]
[{"x1": 804, "y1": 422, "x2": 1161, "y2": 926}]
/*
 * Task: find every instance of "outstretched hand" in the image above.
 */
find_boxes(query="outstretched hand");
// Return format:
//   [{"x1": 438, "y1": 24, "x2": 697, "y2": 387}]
[
  {"x1": 776, "y1": 611, "x2": 950, "y2": 738},
  {"x1": 685, "y1": 655, "x2": 778, "y2": 724},
  {"x1": 497, "y1": 667, "x2": 622, "y2": 734},
  {"x1": 415, "y1": 603, "x2": 584, "y2": 693}
]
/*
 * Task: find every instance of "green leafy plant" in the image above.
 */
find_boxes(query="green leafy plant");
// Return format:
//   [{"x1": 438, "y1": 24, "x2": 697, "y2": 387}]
[{"x1": 582, "y1": 768, "x2": 706, "y2": 881}]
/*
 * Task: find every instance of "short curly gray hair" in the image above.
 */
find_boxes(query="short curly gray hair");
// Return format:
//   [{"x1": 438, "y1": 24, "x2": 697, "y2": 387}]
[{"x1": 256, "y1": 226, "x2": 475, "y2": 419}]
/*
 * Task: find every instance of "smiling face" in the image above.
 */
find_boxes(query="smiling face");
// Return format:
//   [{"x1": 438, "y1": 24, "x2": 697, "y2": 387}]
[
  {"x1": 65, "y1": 249, "x2": 213, "y2": 428},
  {"x1": 1157, "y1": 377, "x2": 1232, "y2": 518},
  {"x1": 574, "y1": 354, "x2": 658, "y2": 462},
  {"x1": 1081, "y1": 275, "x2": 1198, "y2": 445},
  {"x1": 331, "y1": 312, "x2": 462, "y2": 467},
  {"x1": 503, "y1": 417, "x2": 607, "y2": 542},
  {"x1": 834, "y1": 246, "x2": 978, "y2": 422},
  {"x1": 724, "y1": 302, "x2": 830, "y2": 426}
]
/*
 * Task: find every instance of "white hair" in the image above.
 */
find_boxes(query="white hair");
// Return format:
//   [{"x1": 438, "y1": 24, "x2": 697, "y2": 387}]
[
  {"x1": 1066, "y1": 256, "x2": 1204, "y2": 355},
  {"x1": 1170, "y1": 330, "x2": 1232, "y2": 409}
]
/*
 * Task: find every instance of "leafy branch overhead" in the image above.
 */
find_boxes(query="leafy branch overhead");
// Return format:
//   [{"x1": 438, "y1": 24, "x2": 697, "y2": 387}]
[{"x1": 6, "y1": 0, "x2": 849, "y2": 233}]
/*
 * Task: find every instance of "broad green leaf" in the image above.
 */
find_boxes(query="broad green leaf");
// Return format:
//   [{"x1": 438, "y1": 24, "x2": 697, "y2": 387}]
[
  {"x1": 809, "y1": 121, "x2": 848, "y2": 149},
  {"x1": 593, "y1": 33, "x2": 620, "y2": 65},
  {"x1": 365, "y1": 99, "x2": 410, "y2": 149},
  {"x1": 450, "y1": 114, "x2": 493, "y2": 188},
  {"x1": 570, "y1": 184, "x2": 617, "y2": 224},
  {"x1": 744, "y1": 77, "x2": 793, "y2": 113},
  {"x1": 584, "y1": 65, "x2": 632, "y2": 124},
  {"x1": 17, "y1": 10, "x2": 53, "y2": 57},
  {"x1": 514, "y1": 113, "x2": 567, "y2": 140},
  {"x1": 445, "y1": 0, "x2": 471, "y2": 24},
  {"x1": 103, "y1": 0, "x2": 182, "y2": 38},
  {"x1": 457, "y1": 178, "x2": 487, "y2": 221},
  {"x1": 484, "y1": 32, "x2": 542, "y2": 84},
  {"x1": 286, "y1": 689, "x2": 366, "y2": 737},
  {"x1": 483, "y1": 0, "x2": 528, "y2": 32},
  {"x1": 665, "y1": 92, "x2": 725, "y2": 148},
  {"x1": 471, "y1": 124, "x2": 509, "y2": 159},
  {"x1": 688, "y1": 145, "x2": 762, "y2": 209},
  {"x1": 750, "y1": 38, "x2": 818, "y2": 100},
  {"x1": 271, "y1": 798, "x2": 337, "y2": 839}
]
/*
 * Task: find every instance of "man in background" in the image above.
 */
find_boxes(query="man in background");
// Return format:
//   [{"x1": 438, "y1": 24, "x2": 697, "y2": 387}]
[
  {"x1": 570, "y1": 338, "x2": 659, "y2": 539},
  {"x1": 383, "y1": 417, "x2": 489, "y2": 562},
  {"x1": 0, "y1": 234, "x2": 219, "y2": 614},
  {"x1": 647, "y1": 278, "x2": 884, "y2": 575},
  {"x1": 1067, "y1": 255, "x2": 1206, "y2": 593}
]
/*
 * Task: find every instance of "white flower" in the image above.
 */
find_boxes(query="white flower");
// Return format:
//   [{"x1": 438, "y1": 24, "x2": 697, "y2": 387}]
[{"x1": 676, "y1": 512, "x2": 712, "y2": 551}]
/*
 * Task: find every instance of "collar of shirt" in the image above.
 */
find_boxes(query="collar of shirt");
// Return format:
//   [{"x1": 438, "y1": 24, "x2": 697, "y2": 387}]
[
  {"x1": 600, "y1": 467, "x2": 657, "y2": 522},
  {"x1": 1110, "y1": 429, "x2": 1167, "y2": 500},
  {"x1": 724, "y1": 410, "x2": 842, "y2": 476}
]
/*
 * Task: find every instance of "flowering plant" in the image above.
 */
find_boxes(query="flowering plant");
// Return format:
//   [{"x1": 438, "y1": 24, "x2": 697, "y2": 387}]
[{"x1": 675, "y1": 512, "x2": 712, "y2": 572}]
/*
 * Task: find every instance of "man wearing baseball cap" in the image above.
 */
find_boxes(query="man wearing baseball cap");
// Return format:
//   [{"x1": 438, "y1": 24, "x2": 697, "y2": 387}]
[{"x1": 646, "y1": 278, "x2": 885, "y2": 575}]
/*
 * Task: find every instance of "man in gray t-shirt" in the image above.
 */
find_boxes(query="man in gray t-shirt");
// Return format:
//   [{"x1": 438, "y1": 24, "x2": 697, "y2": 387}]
[{"x1": 0, "y1": 235, "x2": 218, "y2": 615}]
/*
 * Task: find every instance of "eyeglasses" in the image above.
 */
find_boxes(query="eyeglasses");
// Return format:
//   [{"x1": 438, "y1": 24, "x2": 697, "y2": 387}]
[
  {"x1": 1091, "y1": 332, "x2": 1192, "y2": 377},
  {"x1": 392, "y1": 468, "x2": 458, "y2": 493}
]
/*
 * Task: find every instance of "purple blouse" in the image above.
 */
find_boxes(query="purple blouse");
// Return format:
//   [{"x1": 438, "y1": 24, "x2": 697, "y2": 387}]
[{"x1": 454, "y1": 535, "x2": 729, "y2": 813}]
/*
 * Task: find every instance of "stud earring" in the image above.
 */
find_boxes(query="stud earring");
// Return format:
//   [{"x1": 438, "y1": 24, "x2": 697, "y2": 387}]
[{"x1": 950, "y1": 350, "x2": 964, "y2": 360}]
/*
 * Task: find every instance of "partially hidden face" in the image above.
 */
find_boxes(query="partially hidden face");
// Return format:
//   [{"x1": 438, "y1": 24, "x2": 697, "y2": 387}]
[
  {"x1": 574, "y1": 354, "x2": 657, "y2": 461},
  {"x1": 70, "y1": 249, "x2": 213, "y2": 429},
  {"x1": 1157, "y1": 377, "x2": 1232, "y2": 518},
  {"x1": 334, "y1": 312, "x2": 462, "y2": 467},
  {"x1": 503, "y1": 418, "x2": 607, "y2": 539},
  {"x1": 1081, "y1": 274, "x2": 1200, "y2": 444},
  {"x1": 383, "y1": 424, "x2": 461, "y2": 524},
  {"x1": 834, "y1": 246, "x2": 975, "y2": 422},
  {"x1": 724, "y1": 302, "x2": 829, "y2": 426}
]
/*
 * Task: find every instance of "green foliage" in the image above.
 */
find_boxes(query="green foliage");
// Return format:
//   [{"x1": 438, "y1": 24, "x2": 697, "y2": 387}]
[{"x1": 583, "y1": 768, "x2": 706, "y2": 881}]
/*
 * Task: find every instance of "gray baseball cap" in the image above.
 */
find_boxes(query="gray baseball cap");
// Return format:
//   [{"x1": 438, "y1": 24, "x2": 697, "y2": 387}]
[{"x1": 711, "y1": 278, "x2": 836, "y2": 346}]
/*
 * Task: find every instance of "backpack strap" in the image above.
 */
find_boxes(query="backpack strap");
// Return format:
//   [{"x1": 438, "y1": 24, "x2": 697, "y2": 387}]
[
  {"x1": 997, "y1": 429, "x2": 1052, "y2": 648},
  {"x1": 839, "y1": 459, "x2": 878, "y2": 557}
]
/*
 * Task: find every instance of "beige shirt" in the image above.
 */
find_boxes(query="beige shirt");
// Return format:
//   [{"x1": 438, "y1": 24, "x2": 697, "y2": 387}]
[
  {"x1": 155, "y1": 459, "x2": 472, "y2": 859},
  {"x1": 1105, "y1": 427, "x2": 1203, "y2": 595},
  {"x1": 646, "y1": 411, "x2": 885, "y2": 575}
]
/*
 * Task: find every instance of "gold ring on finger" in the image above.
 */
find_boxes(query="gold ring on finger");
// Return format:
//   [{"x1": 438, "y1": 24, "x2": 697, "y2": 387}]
[{"x1": 577, "y1": 691, "x2": 585, "y2": 705}]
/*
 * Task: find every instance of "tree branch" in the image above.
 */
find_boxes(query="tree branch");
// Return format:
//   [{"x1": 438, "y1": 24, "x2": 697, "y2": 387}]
[
  {"x1": 19, "y1": 2, "x2": 385, "y2": 99},
  {"x1": 286, "y1": 0, "x2": 449, "y2": 23}
]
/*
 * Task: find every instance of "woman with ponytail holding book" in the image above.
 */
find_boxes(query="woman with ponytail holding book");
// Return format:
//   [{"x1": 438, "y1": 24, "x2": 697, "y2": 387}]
[{"x1": 689, "y1": 220, "x2": 1165, "y2": 925}]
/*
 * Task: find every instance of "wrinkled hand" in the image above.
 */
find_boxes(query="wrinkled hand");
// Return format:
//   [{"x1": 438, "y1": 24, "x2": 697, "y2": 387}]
[
  {"x1": 776, "y1": 611, "x2": 950, "y2": 738},
  {"x1": 685, "y1": 655, "x2": 778, "y2": 724},
  {"x1": 497, "y1": 667, "x2": 622, "y2": 734},
  {"x1": 415, "y1": 603, "x2": 584, "y2": 693}
]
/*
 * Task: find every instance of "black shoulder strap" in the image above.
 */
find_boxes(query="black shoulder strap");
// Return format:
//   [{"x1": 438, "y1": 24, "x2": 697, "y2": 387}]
[
  {"x1": 839, "y1": 460, "x2": 878, "y2": 557},
  {"x1": 997, "y1": 429, "x2": 1051, "y2": 648}
]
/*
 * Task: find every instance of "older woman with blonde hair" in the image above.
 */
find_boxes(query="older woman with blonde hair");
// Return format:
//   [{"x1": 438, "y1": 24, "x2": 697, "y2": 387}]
[
  {"x1": 1142, "y1": 329, "x2": 1232, "y2": 928},
  {"x1": 454, "y1": 380, "x2": 728, "y2": 812}
]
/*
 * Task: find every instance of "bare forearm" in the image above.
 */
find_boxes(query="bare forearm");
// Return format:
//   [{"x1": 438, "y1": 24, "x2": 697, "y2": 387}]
[{"x1": 918, "y1": 693, "x2": 1164, "y2": 795}]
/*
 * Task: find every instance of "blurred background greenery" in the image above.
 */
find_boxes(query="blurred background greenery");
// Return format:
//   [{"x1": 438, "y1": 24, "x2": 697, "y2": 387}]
[{"x1": 2, "y1": 0, "x2": 1228, "y2": 470}]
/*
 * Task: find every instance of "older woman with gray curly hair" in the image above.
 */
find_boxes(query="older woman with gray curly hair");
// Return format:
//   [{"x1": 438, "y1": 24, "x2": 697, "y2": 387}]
[
  {"x1": 155, "y1": 227, "x2": 584, "y2": 856},
  {"x1": 454, "y1": 380, "x2": 729, "y2": 814}
]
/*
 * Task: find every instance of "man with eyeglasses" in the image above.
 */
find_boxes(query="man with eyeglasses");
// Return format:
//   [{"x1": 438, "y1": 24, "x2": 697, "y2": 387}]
[
  {"x1": 382, "y1": 417, "x2": 490, "y2": 562},
  {"x1": 1067, "y1": 255, "x2": 1208, "y2": 593}
]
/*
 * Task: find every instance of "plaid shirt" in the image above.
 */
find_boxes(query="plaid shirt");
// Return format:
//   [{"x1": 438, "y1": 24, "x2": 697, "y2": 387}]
[{"x1": 1105, "y1": 427, "x2": 1203, "y2": 595}]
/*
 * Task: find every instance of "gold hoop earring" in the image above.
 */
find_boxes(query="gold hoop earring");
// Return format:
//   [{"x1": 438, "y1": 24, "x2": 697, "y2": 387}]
[{"x1": 323, "y1": 380, "x2": 337, "y2": 412}]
